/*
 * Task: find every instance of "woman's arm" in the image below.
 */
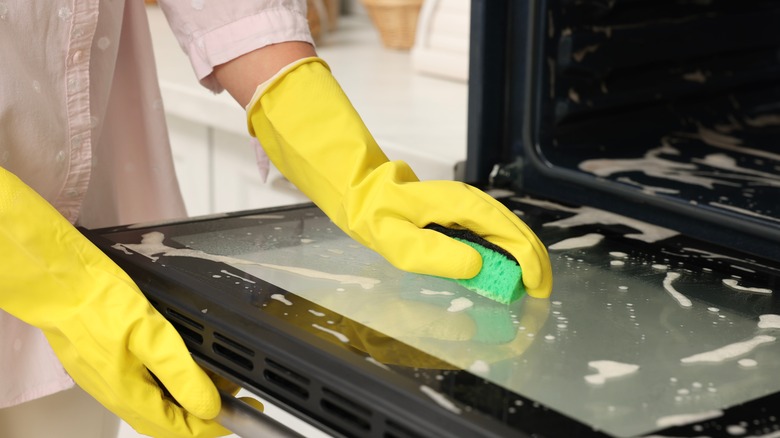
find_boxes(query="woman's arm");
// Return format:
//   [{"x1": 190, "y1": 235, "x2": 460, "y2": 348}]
[{"x1": 213, "y1": 41, "x2": 316, "y2": 107}]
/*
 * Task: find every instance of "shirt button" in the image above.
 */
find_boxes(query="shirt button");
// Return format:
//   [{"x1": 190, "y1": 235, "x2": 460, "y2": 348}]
[{"x1": 72, "y1": 50, "x2": 84, "y2": 64}]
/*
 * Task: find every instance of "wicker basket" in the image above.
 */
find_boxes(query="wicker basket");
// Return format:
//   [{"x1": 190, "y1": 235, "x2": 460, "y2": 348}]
[
  {"x1": 308, "y1": 0, "x2": 341, "y2": 43},
  {"x1": 360, "y1": 0, "x2": 425, "y2": 50},
  {"x1": 308, "y1": 0, "x2": 323, "y2": 41}
]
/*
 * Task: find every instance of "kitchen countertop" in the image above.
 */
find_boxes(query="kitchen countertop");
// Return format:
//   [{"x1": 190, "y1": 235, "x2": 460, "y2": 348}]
[{"x1": 146, "y1": 6, "x2": 470, "y2": 181}]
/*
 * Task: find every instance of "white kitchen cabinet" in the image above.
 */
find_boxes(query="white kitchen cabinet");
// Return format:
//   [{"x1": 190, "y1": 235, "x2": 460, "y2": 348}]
[
  {"x1": 211, "y1": 129, "x2": 310, "y2": 213},
  {"x1": 412, "y1": 0, "x2": 472, "y2": 82},
  {"x1": 167, "y1": 115, "x2": 212, "y2": 216},
  {"x1": 167, "y1": 115, "x2": 311, "y2": 216}
]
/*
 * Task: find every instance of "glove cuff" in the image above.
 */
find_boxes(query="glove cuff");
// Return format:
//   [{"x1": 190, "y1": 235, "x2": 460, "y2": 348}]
[{"x1": 245, "y1": 57, "x2": 331, "y2": 136}]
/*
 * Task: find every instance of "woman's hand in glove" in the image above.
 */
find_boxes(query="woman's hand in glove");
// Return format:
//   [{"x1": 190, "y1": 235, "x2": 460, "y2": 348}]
[
  {"x1": 242, "y1": 57, "x2": 553, "y2": 298},
  {"x1": 0, "y1": 167, "x2": 230, "y2": 438}
]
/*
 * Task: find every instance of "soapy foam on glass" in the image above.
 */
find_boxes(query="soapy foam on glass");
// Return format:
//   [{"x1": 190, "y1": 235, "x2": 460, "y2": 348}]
[
  {"x1": 662, "y1": 272, "x2": 693, "y2": 308},
  {"x1": 312, "y1": 324, "x2": 349, "y2": 343},
  {"x1": 585, "y1": 360, "x2": 640, "y2": 385},
  {"x1": 722, "y1": 279, "x2": 772, "y2": 294},
  {"x1": 115, "y1": 232, "x2": 381, "y2": 290},
  {"x1": 680, "y1": 335, "x2": 776, "y2": 364},
  {"x1": 447, "y1": 297, "x2": 474, "y2": 313},
  {"x1": 221, "y1": 269, "x2": 256, "y2": 284},
  {"x1": 515, "y1": 196, "x2": 679, "y2": 243},
  {"x1": 420, "y1": 289, "x2": 454, "y2": 296},
  {"x1": 571, "y1": 124, "x2": 780, "y2": 245},
  {"x1": 730, "y1": 264, "x2": 757, "y2": 274},
  {"x1": 420, "y1": 385, "x2": 462, "y2": 415},
  {"x1": 738, "y1": 358, "x2": 758, "y2": 368},
  {"x1": 580, "y1": 141, "x2": 780, "y2": 192},
  {"x1": 548, "y1": 233, "x2": 604, "y2": 250},
  {"x1": 758, "y1": 314, "x2": 780, "y2": 329},
  {"x1": 109, "y1": 199, "x2": 780, "y2": 437},
  {"x1": 271, "y1": 294, "x2": 293, "y2": 306},
  {"x1": 655, "y1": 410, "x2": 724, "y2": 428}
]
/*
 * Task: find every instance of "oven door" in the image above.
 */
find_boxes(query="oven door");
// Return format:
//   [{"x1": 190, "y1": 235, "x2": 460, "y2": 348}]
[{"x1": 84, "y1": 196, "x2": 780, "y2": 438}]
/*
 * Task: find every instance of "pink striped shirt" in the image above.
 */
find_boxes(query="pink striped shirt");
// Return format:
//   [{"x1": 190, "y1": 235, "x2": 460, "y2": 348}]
[{"x1": 0, "y1": 0, "x2": 312, "y2": 408}]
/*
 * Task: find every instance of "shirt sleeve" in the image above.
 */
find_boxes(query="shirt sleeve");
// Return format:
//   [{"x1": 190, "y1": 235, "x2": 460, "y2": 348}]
[{"x1": 156, "y1": 0, "x2": 314, "y2": 93}]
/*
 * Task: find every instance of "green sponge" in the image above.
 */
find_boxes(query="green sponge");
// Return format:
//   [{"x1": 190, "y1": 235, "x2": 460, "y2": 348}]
[{"x1": 427, "y1": 224, "x2": 525, "y2": 305}]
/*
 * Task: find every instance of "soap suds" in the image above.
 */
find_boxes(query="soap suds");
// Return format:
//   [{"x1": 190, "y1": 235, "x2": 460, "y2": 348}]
[
  {"x1": 680, "y1": 335, "x2": 776, "y2": 364},
  {"x1": 312, "y1": 324, "x2": 349, "y2": 343},
  {"x1": 758, "y1": 314, "x2": 780, "y2": 329},
  {"x1": 365, "y1": 356, "x2": 390, "y2": 370},
  {"x1": 585, "y1": 360, "x2": 640, "y2": 385},
  {"x1": 579, "y1": 144, "x2": 732, "y2": 190},
  {"x1": 538, "y1": 204, "x2": 678, "y2": 243},
  {"x1": 447, "y1": 297, "x2": 474, "y2": 312},
  {"x1": 420, "y1": 289, "x2": 455, "y2": 296},
  {"x1": 548, "y1": 233, "x2": 604, "y2": 250},
  {"x1": 220, "y1": 269, "x2": 256, "y2": 284},
  {"x1": 722, "y1": 279, "x2": 772, "y2": 294},
  {"x1": 655, "y1": 410, "x2": 723, "y2": 428},
  {"x1": 469, "y1": 360, "x2": 490, "y2": 374},
  {"x1": 116, "y1": 232, "x2": 381, "y2": 289},
  {"x1": 694, "y1": 152, "x2": 780, "y2": 186},
  {"x1": 737, "y1": 358, "x2": 758, "y2": 368},
  {"x1": 420, "y1": 385, "x2": 462, "y2": 414},
  {"x1": 682, "y1": 70, "x2": 707, "y2": 83},
  {"x1": 259, "y1": 263, "x2": 380, "y2": 290},
  {"x1": 271, "y1": 294, "x2": 292, "y2": 306},
  {"x1": 726, "y1": 424, "x2": 747, "y2": 435},
  {"x1": 663, "y1": 272, "x2": 693, "y2": 308},
  {"x1": 118, "y1": 232, "x2": 250, "y2": 264},
  {"x1": 695, "y1": 126, "x2": 780, "y2": 162},
  {"x1": 111, "y1": 244, "x2": 133, "y2": 255}
]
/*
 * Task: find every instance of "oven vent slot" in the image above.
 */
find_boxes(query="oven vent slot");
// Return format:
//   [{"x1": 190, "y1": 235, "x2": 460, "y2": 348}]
[
  {"x1": 213, "y1": 342, "x2": 254, "y2": 371},
  {"x1": 266, "y1": 359, "x2": 309, "y2": 385},
  {"x1": 263, "y1": 358, "x2": 310, "y2": 400},
  {"x1": 214, "y1": 332, "x2": 255, "y2": 357},
  {"x1": 166, "y1": 307, "x2": 204, "y2": 330},
  {"x1": 384, "y1": 420, "x2": 425, "y2": 438},
  {"x1": 156, "y1": 302, "x2": 402, "y2": 437},
  {"x1": 320, "y1": 387, "x2": 372, "y2": 432},
  {"x1": 263, "y1": 369, "x2": 309, "y2": 400},
  {"x1": 164, "y1": 308, "x2": 203, "y2": 345}
]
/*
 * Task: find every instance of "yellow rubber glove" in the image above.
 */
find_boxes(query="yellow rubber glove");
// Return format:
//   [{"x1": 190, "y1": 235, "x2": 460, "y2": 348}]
[
  {"x1": 0, "y1": 167, "x2": 229, "y2": 438},
  {"x1": 247, "y1": 57, "x2": 553, "y2": 298}
]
